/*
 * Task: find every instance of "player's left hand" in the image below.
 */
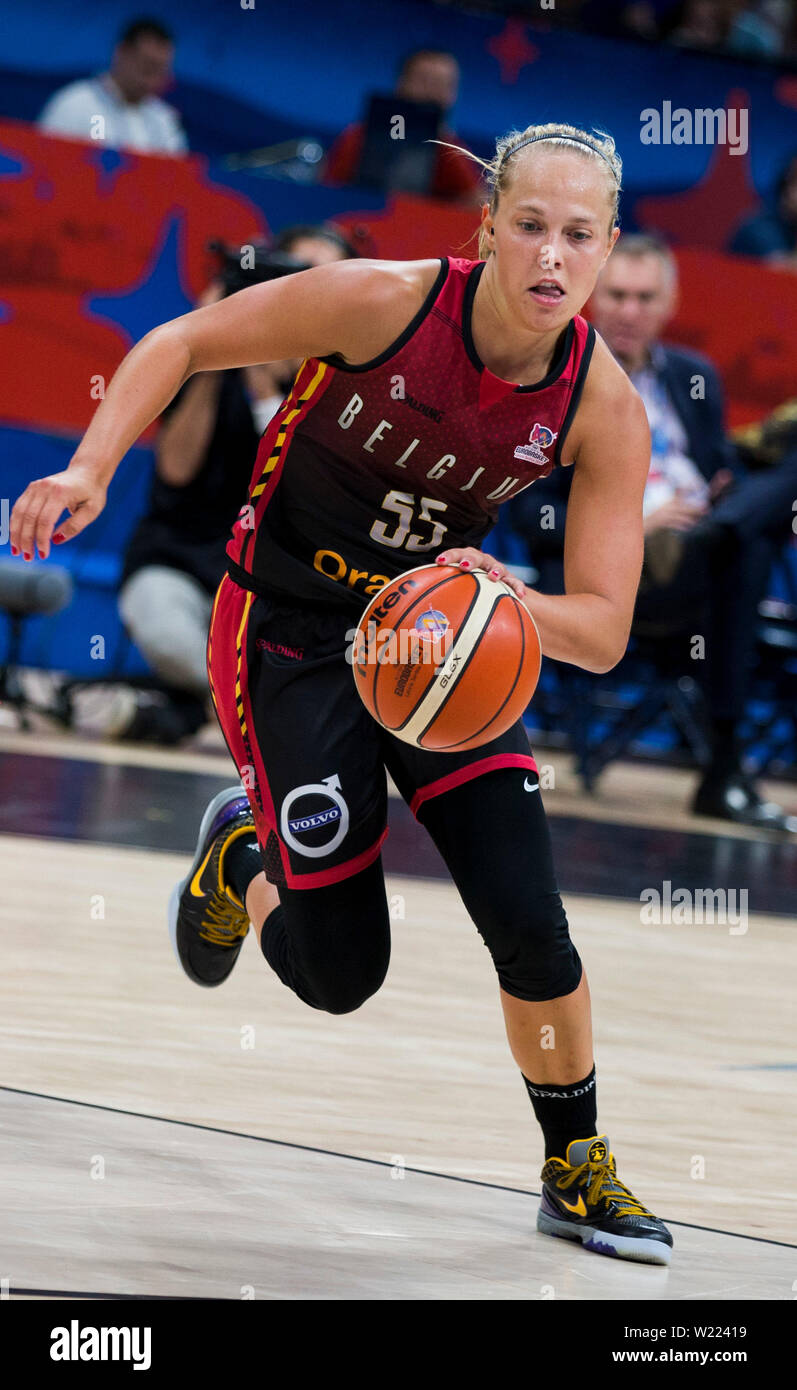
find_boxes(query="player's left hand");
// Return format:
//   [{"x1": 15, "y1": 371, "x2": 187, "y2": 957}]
[{"x1": 435, "y1": 547, "x2": 527, "y2": 599}]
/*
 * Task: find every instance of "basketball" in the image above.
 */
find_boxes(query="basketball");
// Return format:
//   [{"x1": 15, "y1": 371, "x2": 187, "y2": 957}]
[{"x1": 351, "y1": 563, "x2": 541, "y2": 751}]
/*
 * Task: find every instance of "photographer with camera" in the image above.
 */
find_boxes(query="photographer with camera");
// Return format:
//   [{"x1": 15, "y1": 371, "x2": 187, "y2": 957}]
[{"x1": 115, "y1": 224, "x2": 357, "y2": 744}]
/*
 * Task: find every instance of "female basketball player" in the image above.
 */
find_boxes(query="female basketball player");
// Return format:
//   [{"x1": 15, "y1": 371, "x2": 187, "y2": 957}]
[{"x1": 10, "y1": 123, "x2": 673, "y2": 1264}]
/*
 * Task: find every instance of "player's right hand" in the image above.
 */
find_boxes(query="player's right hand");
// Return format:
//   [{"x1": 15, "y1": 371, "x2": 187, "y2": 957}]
[{"x1": 10, "y1": 465, "x2": 107, "y2": 561}]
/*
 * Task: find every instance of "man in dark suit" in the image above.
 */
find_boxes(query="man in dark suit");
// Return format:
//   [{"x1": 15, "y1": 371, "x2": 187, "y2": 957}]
[{"x1": 509, "y1": 233, "x2": 797, "y2": 830}]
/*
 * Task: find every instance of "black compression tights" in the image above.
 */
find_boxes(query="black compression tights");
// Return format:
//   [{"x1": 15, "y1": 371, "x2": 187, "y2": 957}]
[{"x1": 259, "y1": 768, "x2": 582, "y2": 1013}]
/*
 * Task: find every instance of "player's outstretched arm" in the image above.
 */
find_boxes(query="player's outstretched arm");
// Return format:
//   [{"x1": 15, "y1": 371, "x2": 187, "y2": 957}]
[{"x1": 9, "y1": 259, "x2": 428, "y2": 560}]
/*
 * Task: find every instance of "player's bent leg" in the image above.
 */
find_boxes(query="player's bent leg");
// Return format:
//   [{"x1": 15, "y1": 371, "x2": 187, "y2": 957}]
[
  {"x1": 201, "y1": 576, "x2": 393, "y2": 1012},
  {"x1": 170, "y1": 785, "x2": 391, "y2": 1012},
  {"x1": 258, "y1": 859, "x2": 392, "y2": 1015},
  {"x1": 227, "y1": 755, "x2": 391, "y2": 1014}
]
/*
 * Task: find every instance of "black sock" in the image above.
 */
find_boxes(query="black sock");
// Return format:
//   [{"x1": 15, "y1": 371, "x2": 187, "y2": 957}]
[
  {"x1": 224, "y1": 834, "x2": 263, "y2": 907},
  {"x1": 521, "y1": 1065, "x2": 598, "y2": 1161}
]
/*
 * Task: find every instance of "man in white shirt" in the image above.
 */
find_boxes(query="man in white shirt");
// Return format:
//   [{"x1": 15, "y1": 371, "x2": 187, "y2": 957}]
[{"x1": 38, "y1": 17, "x2": 187, "y2": 156}]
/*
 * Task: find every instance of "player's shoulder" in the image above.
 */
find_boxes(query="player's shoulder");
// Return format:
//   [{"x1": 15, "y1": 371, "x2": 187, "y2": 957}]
[
  {"x1": 579, "y1": 329, "x2": 647, "y2": 424},
  {"x1": 563, "y1": 328, "x2": 648, "y2": 465},
  {"x1": 318, "y1": 256, "x2": 443, "y2": 306},
  {"x1": 313, "y1": 257, "x2": 445, "y2": 364}
]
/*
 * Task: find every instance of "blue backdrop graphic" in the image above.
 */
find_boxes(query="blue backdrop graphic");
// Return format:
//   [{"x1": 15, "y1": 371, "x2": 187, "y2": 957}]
[{"x1": 2, "y1": 0, "x2": 796, "y2": 197}]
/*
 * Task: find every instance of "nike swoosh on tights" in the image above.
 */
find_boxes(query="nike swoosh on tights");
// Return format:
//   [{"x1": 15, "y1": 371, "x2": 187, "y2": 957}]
[{"x1": 523, "y1": 777, "x2": 540, "y2": 793}]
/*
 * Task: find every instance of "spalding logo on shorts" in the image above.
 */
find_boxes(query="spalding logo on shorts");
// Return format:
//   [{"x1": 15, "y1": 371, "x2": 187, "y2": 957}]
[{"x1": 280, "y1": 773, "x2": 350, "y2": 858}]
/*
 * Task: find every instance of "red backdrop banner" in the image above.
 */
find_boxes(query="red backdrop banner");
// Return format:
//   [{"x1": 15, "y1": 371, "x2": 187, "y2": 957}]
[
  {"x1": 0, "y1": 120, "x2": 266, "y2": 438},
  {"x1": 1, "y1": 121, "x2": 794, "y2": 440}
]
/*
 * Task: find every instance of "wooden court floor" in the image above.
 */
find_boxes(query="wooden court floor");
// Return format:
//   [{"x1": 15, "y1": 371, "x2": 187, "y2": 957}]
[{"x1": 0, "y1": 728, "x2": 795, "y2": 1299}]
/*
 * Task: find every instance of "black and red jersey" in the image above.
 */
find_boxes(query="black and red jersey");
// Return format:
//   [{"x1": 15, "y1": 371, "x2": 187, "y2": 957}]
[{"x1": 226, "y1": 256, "x2": 595, "y2": 610}]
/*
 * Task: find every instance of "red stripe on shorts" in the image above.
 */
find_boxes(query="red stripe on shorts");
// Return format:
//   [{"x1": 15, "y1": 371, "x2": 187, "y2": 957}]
[
  {"x1": 209, "y1": 574, "x2": 390, "y2": 890},
  {"x1": 278, "y1": 829, "x2": 389, "y2": 891},
  {"x1": 207, "y1": 575, "x2": 283, "y2": 865},
  {"x1": 409, "y1": 752, "x2": 539, "y2": 818},
  {"x1": 233, "y1": 586, "x2": 291, "y2": 881}
]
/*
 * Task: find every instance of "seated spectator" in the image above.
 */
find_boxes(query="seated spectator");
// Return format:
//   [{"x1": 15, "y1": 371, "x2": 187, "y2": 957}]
[
  {"x1": 728, "y1": 1, "x2": 789, "y2": 56},
  {"x1": 115, "y1": 225, "x2": 356, "y2": 744},
  {"x1": 508, "y1": 233, "x2": 797, "y2": 830},
  {"x1": 611, "y1": 3, "x2": 666, "y2": 41},
  {"x1": 729, "y1": 153, "x2": 797, "y2": 267},
  {"x1": 324, "y1": 48, "x2": 482, "y2": 204},
  {"x1": 665, "y1": 0, "x2": 783, "y2": 56},
  {"x1": 38, "y1": 17, "x2": 187, "y2": 156}
]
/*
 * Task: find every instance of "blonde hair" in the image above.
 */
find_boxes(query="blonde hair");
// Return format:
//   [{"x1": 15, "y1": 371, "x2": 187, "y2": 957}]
[{"x1": 439, "y1": 122, "x2": 622, "y2": 258}]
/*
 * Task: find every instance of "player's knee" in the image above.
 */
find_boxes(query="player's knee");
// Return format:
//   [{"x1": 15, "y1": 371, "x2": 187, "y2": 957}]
[
  {"x1": 276, "y1": 865, "x2": 391, "y2": 1014},
  {"x1": 310, "y1": 951, "x2": 389, "y2": 1015},
  {"x1": 497, "y1": 946, "x2": 583, "y2": 1003},
  {"x1": 479, "y1": 890, "x2": 582, "y2": 1002}
]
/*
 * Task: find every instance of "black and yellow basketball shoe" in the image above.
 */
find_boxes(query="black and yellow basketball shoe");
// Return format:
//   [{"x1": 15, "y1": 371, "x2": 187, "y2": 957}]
[
  {"x1": 168, "y1": 786, "x2": 255, "y2": 987},
  {"x1": 538, "y1": 1135, "x2": 673, "y2": 1265}
]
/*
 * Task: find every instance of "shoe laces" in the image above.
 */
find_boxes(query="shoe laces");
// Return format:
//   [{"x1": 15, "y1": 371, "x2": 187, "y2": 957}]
[
  {"x1": 556, "y1": 1156, "x2": 654, "y2": 1218},
  {"x1": 199, "y1": 891, "x2": 249, "y2": 948}
]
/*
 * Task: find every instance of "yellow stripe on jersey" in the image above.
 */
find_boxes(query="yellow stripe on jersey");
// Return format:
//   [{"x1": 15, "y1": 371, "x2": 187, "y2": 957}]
[
  {"x1": 250, "y1": 359, "x2": 328, "y2": 498},
  {"x1": 234, "y1": 590, "x2": 255, "y2": 738},
  {"x1": 206, "y1": 576, "x2": 226, "y2": 702}
]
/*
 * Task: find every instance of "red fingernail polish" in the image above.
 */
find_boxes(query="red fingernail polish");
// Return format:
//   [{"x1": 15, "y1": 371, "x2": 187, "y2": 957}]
[
  {"x1": 490, "y1": 568, "x2": 500, "y2": 577},
  {"x1": 38, "y1": 549, "x2": 45, "y2": 560},
  {"x1": 10, "y1": 545, "x2": 18, "y2": 556},
  {"x1": 437, "y1": 555, "x2": 447, "y2": 563},
  {"x1": 460, "y1": 559, "x2": 470, "y2": 568},
  {"x1": 23, "y1": 552, "x2": 31, "y2": 561},
  {"x1": 53, "y1": 533, "x2": 64, "y2": 543}
]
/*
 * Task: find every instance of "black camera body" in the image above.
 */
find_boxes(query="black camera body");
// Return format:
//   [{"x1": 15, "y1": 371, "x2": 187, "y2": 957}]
[{"x1": 208, "y1": 240, "x2": 312, "y2": 297}]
